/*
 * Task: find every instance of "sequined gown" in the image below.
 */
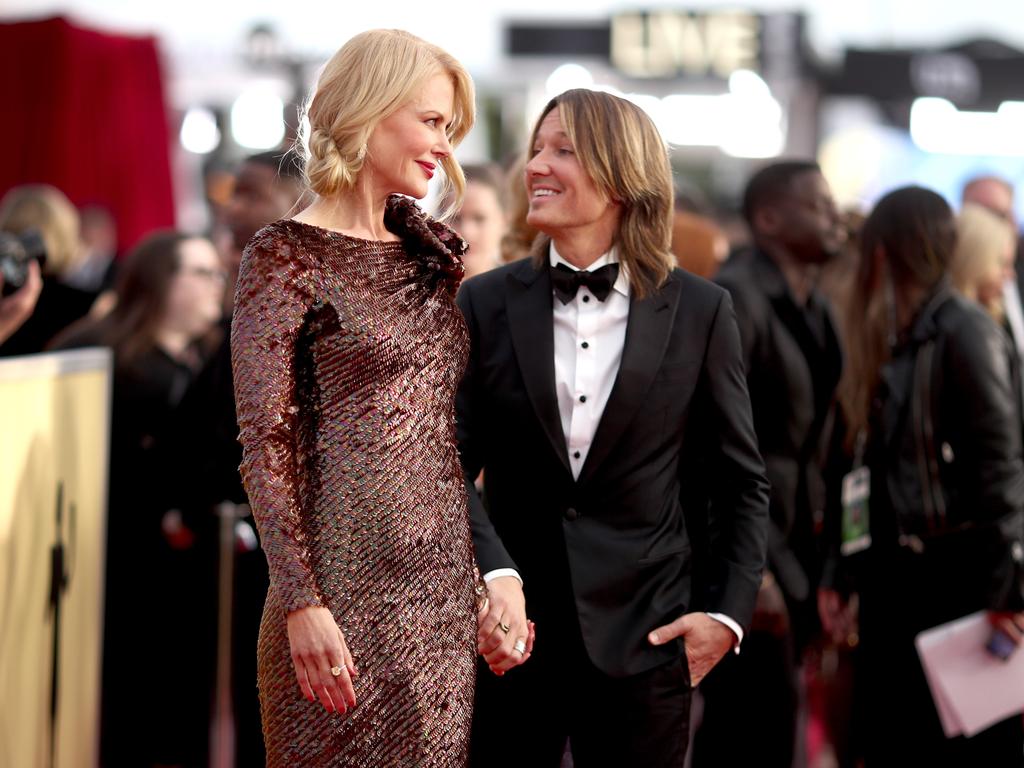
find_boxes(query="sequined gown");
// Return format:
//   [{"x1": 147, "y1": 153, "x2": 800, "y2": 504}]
[{"x1": 231, "y1": 196, "x2": 479, "y2": 767}]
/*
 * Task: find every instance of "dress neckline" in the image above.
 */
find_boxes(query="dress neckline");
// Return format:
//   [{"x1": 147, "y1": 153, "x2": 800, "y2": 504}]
[{"x1": 282, "y1": 217, "x2": 404, "y2": 246}]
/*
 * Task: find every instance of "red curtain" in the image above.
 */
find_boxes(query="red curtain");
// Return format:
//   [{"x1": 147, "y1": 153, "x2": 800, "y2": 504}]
[{"x1": 0, "y1": 16, "x2": 175, "y2": 253}]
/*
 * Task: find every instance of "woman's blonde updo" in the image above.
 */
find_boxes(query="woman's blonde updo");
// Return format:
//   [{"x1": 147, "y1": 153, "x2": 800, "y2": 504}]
[{"x1": 299, "y1": 29, "x2": 475, "y2": 218}]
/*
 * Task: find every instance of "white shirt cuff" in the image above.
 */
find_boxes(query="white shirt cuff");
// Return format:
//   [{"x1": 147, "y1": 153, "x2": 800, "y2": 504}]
[
  {"x1": 482, "y1": 568, "x2": 522, "y2": 585},
  {"x1": 706, "y1": 612, "x2": 744, "y2": 653}
]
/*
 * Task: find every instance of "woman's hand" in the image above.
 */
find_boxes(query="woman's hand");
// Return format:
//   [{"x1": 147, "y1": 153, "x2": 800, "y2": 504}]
[{"x1": 287, "y1": 606, "x2": 358, "y2": 713}]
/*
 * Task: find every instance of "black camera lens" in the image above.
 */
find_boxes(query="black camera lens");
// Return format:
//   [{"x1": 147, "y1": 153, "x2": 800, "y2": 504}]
[{"x1": 0, "y1": 229, "x2": 47, "y2": 297}]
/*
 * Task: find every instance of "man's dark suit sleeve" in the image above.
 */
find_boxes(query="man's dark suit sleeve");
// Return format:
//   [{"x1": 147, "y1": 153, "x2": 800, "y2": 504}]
[
  {"x1": 717, "y1": 276, "x2": 758, "y2": 375},
  {"x1": 701, "y1": 290, "x2": 770, "y2": 629},
  {"x1": 455, "y1": 281, "x2": 519, "y2": 574}
]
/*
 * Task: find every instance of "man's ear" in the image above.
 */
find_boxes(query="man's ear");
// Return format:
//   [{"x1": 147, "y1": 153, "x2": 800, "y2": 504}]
[{"x1": 753, "y1": 205, "x2": 781, "y2": 238}]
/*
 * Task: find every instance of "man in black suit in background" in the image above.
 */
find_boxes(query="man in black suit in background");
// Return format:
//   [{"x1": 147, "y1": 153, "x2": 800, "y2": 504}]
[
  {"x1": 458, "y1": 89, "x2": 769, "y2": 768},
  {"x1": 692, "y1": 161, "x2": 844, "y2": 767}
]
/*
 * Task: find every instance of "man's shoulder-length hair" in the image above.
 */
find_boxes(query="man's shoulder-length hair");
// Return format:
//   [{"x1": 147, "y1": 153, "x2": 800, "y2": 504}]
[{"x1": 528, "y1": 89, "x2": 675, "y2": 299}]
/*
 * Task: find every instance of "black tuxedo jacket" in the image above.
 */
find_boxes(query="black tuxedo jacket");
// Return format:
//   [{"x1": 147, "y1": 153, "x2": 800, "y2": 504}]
[{"x1": 456, "y1": 246, "x2": 769, "y2": 677}]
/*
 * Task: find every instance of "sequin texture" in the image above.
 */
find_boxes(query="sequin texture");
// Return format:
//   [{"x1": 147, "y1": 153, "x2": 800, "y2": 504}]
[{"x1": 231, "y1": 195, "x2": 478, "y2": 766}]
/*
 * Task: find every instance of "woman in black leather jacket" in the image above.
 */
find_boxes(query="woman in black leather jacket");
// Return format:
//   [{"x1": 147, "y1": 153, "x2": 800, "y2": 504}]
[{"x1": 826, "y1": 186, "x2": 1024, "y2": 766}]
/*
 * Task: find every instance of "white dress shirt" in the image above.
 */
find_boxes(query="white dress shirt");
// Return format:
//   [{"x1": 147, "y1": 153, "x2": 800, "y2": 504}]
[
  {"x1": 550, "y1": 243, "x2": 631, "y2": 479},
  {"x1": 484, "y1": 243, "x2": 743, "y2": 648}
]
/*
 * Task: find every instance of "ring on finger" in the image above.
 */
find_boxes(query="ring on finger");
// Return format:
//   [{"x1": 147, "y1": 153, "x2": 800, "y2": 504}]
[
  {"x1": 498, "y1": 621, "x2": 511, "y2": 634},
  {"x1": 513, "y1": 639, "x2": 527, "y2": 654},
  {"x1": 330, "y1": 666, "x2": 343, "y2": 677}
]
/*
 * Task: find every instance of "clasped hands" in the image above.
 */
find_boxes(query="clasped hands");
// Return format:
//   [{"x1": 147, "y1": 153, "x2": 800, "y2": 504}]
[
  {"x1": 477, "y1": 575, "x2": 536, "y2": 675},
  {"x1": 480, "y1": 576, "x2": 734, "y2": 685}
]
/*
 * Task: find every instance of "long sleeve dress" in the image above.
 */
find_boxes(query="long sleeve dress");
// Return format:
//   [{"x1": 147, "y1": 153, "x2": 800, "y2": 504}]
[{"x1": 231, "y1": 196, "x2": 479, "y2": 767}]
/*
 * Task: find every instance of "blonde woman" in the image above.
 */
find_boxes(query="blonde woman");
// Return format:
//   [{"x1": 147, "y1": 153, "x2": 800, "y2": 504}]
[
  {"x1": 231, "y1": 30, "x2": 503, "y2": 766},
  {"x1": 457, "y1": 88, "x2": 768, "y2": 767},
  {"x1": 951, "y1": 202, "x2": 1017, "y2": 326}
]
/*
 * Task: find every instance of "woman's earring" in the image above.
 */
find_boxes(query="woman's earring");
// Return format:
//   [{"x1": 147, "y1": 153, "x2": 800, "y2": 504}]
[{"x1": 355, "y1": 144, "x2": 367, "y2": 162}]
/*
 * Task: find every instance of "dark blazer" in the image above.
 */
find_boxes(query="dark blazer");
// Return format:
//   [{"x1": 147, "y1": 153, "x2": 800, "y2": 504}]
[
  {"x1": 456, "y1": 242, "x2": 769, "y2": 677},
  {"x1": 715, "y1": 249, "x2": 843, "y2": 608}
]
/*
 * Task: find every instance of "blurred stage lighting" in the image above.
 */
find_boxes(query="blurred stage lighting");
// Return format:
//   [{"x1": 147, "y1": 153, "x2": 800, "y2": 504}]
[
  {"x1": 180, "y1": 107, "x2": 220, "y2": 154},
  {"x1": 231, "y1": 85, "x2": 286, "y2": 150},
  {"x1": 728, "y1": 69, "x2": 771, "y2": 98},
  {"x1": 911, "y1": 97, "x2": 1024, "y2": 156},
  {"x1": 660, "y1": 73, "x2": 784, "y2": 158},
  {"x1": 541, "y1": 65, "x2": 783, "y2": 158},
  {"x1": 546, "y1": 63, "x2": 594, "y2": 97}
]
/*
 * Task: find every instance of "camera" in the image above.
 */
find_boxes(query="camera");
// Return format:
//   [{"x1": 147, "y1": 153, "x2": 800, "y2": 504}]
[{"x1": 0, "y1": 229, "x2": 47, "y2": 297}]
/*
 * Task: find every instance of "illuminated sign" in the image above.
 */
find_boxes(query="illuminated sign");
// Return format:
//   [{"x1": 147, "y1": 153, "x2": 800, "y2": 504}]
[
  {"x1": 506, "y1": 12, "x2": 804, "y2": 82},
  {"x1": 611, "y1": 11, "x2": 761, "y2": 78}
]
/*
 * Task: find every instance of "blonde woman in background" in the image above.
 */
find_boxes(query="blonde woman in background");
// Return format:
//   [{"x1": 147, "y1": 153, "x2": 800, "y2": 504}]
[
  {"x1": 451, "y1": 163, "x2": 507, "y2": 278},
  {"x1": 951, "y1": 202, "x2": 1017, "y2": 327},
  {"x1": 231, "y1": 30, "x2": 523, "y2": 767}
]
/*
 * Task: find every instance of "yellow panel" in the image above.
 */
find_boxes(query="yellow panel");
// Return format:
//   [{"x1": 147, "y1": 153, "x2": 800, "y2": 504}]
[{"x1": 0, "y1": 349, "x2": 111, "y2": 768}]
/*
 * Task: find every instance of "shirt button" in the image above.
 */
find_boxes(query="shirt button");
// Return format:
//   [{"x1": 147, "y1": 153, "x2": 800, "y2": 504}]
[
  {"x1": 581, "y1": 341, "x2": 589, "y2": 349},
  {"x1": 564, "y1": 507, "x2": 579, "y2": 521},
  {"x1": 573, "y1": 451, "x2": 581, "y2": 459},
  {"x1": 582, "y1": 295, "x2": 590, "y2": 303},
  {"x1": 579, "y1": 395, "x2": 587, "y2": 403}
]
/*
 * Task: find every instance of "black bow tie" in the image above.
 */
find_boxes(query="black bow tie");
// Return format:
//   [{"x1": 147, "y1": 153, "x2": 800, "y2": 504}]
[{"x1": 550, "y1": 262, "x2": 620, "y2": 305}]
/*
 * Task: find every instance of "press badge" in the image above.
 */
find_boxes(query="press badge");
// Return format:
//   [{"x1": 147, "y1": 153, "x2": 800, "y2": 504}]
[{"x1": 840, "y1": 466, "x2": 872, "y2": 555}]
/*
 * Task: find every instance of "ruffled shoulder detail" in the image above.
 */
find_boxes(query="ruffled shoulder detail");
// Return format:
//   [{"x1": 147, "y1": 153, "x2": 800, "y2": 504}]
[{"x1": 384, "y1": 194, "x2": 466, "y2": 296}]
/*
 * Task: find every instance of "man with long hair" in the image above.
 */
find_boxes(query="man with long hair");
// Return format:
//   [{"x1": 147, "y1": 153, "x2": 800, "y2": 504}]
[{"x1": 458, "y1": 88, "x2": 769, "y2": 767}]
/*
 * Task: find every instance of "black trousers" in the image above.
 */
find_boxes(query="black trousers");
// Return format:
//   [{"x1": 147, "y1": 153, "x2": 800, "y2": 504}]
[
  {"x1": 469, "y1": 608, "x2": 692, "y2": 768},
  {"x1": 691, "y1": 628, "x2": 799, "y2": 768}
]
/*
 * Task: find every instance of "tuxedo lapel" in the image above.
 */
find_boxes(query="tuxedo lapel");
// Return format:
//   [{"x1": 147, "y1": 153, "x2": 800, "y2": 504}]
[
  {"x1": 577, "y1": 273, "x2": 682, "y2": 486},
  {"x1": 506, "y1": 240, "x2": 572, "y2": 474}
]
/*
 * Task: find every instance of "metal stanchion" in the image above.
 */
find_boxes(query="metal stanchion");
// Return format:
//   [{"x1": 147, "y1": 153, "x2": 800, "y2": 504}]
[{"x1": 210, "y1": 501, "x2": 249, "y2": 768}]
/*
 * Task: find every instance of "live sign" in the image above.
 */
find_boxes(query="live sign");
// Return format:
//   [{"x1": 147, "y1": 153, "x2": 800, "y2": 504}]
[{"x1": 611, "y1": 11, "x2": 761, "y2": 78}]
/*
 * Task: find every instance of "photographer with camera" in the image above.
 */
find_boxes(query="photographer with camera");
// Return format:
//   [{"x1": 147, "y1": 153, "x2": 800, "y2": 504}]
[
  {"x1": 0, "y1": 255, "x2": 41, "y2": 344},
  {"x1": 0, "y1": 184, "x2": 96, "y2": 357}
]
